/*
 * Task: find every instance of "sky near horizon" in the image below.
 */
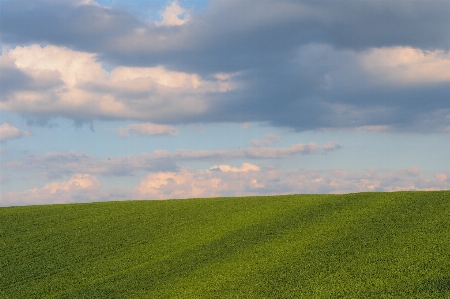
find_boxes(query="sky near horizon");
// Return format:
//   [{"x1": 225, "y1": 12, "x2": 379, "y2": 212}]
[{"x1": 0, "y1": 0, "x2": 449, "y2": 206}]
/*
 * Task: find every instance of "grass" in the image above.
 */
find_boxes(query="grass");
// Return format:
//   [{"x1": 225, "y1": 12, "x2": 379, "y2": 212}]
[{"x1": 1, "y1": 191, "x2": 449, "y2": 298}]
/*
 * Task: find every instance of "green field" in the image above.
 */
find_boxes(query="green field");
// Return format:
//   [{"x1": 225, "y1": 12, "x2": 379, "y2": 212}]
[{"x1": 1, "y1": 191, "x2": 450, "y2": 298}]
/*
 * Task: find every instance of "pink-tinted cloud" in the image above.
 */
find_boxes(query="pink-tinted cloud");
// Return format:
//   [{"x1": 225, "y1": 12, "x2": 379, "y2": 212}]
[
  {"x1": 2, "y1": 166, "x2": 448, "y2": 206},
  {"x1": 132, "y1": 165, "x2": 450, "y2": 200},
  {"x1": 0, "y1": 122, "x2": 31, "y2": 142},
  {"x1": 4, "y1": 142, "x2": 339, "y2": 178},
  {"x1": 0, "y1": 174, "x2": 103, "y2": 206},
  {"x1": 250, "y1": 134, "x2": 282, "y2": 147},
  {"x1": 0, "y1": 45, "x2": 239, "y2": 123}
]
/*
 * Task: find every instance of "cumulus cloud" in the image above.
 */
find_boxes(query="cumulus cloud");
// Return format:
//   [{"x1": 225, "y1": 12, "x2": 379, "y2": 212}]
[
  {"x1": 0, "y1": 174, "x2": 117, "y2": 206},
  {"x1": 360, "y1": 47, "x2": 450, "y2": 86},
  {"x1": 0, "y1": 122, "x2": 31, "y2": 142},
  {"x1": 133, "y1": 165, "x2": 450, "y2": 200},
  {"x1": 115, "y1": 123, "x2": 178, "y2": 137},
  {"x1": 0, "y1": 45, "x2": 238, "y2": 123},
  {"x1": 156, "y1": 1, "x2": 190, "y2": 26},
  {"x1": 134, "y1": 169, "x2": 221, "y2": 199}
]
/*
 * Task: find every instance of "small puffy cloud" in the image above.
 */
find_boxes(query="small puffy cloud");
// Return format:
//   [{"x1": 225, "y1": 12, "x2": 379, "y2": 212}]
[
  {"x1": 134, "y1": 169, "x2": 222, "y2": 199},
  {"x1": 42, "y1": 173, "x2": 100, "y2": 193},
  {"x1": 210, "y1": 163, "x2": 260, "y2": 172},
  {"x1": 0, "y1": 122, "x2": 31, "y2": 142},
  {"x1": 156, "y1": 1, "x2": 190, "y2": 26},
  {"x1": 251, "y1": 134, "x2": 282, "y2": 147},
  {"x1": 115, "y1": 123, "x2": 178, "y2": 137},
  {"x1": 323, "y1": 141, "x2": 342, "y2": 151}
]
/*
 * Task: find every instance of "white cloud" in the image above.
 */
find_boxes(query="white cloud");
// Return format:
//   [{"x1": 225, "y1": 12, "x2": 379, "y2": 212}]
[
  {"x1": 134, "y1": 169, "x2": 222, "y2": 199},
  {"x1": 0, "y1": 174, "x2": 104, "y2": 206},
  {"x1": 210, "y1": 163, "x2": 260, "y2": 172},
  {"x1": 2, "y1": 166, "x2": 448, "y2": 206},
  {"x1": 115, "y1": 123, "x2": 178, "y2": 137},
  {"x1": 0, "y1": 45, "x2": 238, "y2": 123},
  {"x1": 251, "y1": 134, "x2": 282, "y2": 147},
  {"x1": 360, "y1": 47, "x2": 450, "y2": 86},
  {"x1": 133, "y1": 166, "x2": 450, "y2": 200},
  {"x1": 156, "y1": 1, "x2": 190, "y2": 26},
  {"x1": 0, "y1": 122, "x2": 31, "y2": 142}
]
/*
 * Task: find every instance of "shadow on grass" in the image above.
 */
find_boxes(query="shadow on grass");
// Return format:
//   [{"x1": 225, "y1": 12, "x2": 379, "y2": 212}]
[
  {"x1": 432, "y1": 277, "x2": 450, "y2": 292},
  {"x1": 421, "y1": 277, "x2": 450, "y2": 297}
]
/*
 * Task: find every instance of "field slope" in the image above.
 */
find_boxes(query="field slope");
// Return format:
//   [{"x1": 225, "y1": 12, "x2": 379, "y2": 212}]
[{"x1": 1, "y1": 191, "x2": 450, "y2": 298}]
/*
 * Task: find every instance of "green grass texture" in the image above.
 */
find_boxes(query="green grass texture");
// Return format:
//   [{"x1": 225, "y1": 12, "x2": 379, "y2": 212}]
[{"x1": 1, "y1": 191, "x2": 450, "y2": 298}]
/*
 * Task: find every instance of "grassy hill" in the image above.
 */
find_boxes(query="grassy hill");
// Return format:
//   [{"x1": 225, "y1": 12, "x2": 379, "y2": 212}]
[{"x1": 1, "y1": 191, "x2": 450, "y2": 298}]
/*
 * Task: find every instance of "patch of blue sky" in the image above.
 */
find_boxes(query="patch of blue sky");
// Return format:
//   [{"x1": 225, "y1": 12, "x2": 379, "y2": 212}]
[
  {"x1": 95, "y1": 0, "x2": 210, "y2": 20},
  {"x1": 6, "y1": 117, "x2": 449, "y2": 174}
]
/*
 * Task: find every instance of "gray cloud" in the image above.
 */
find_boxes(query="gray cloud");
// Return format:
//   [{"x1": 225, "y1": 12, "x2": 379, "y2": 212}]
[
  {"x1": 1, "y1": 0, "x2": 450, "y2": 132},
  {"x1": 3, "y1": 0, "x2": 449, "y2": 71},
  {"x1": 3, "y1": 142, "x2": 340, "y2": 178}
]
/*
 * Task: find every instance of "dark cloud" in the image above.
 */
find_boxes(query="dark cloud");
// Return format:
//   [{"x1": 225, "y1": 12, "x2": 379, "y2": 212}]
[
  {"x1": 0, "y1": 0, "x2": 139, "y2": 51},
  {"x1": 1, "y1": 0, "x2": 450, "y2": 132},
  {"x1": 3, "y1": 0, "x2": 449, "y2": 71}
]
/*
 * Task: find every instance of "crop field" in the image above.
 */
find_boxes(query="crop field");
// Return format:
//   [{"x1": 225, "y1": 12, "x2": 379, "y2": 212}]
[{"x1": 1, "y1": 191, "x2": 450, "y2": 298}]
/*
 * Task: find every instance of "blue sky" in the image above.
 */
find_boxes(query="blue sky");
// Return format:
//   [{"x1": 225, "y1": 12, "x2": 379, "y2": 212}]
[{"x1": 1, "y1": 0, "x2": 449, "y2": 206}]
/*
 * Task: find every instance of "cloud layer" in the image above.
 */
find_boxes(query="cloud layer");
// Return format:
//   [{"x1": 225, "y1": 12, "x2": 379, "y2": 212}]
[
  {"x1": 1, "y1": 0, "x2": 449, "y2": 132},
  {"x1": 2, "y1": 166, "x2": 448, "y2": 206},
  {"x1": 4, "y1": 141, "x2": 340, "y2": 178}
]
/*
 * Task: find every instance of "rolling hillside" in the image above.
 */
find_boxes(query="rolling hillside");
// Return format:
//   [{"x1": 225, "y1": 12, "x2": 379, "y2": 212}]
[{"x1": 1, "y1": 191, "x2": 450, "y2": 298}]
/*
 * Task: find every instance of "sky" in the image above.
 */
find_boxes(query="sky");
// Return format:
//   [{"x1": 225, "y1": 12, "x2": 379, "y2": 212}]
[{"x1": 0, "y1": 0, "x2": 449, "y2": 206}]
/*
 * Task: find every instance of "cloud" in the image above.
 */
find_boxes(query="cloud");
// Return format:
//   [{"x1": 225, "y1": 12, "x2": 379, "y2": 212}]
[
  {"x1": 3, "y1": 142, "x2": 340, "y2": 178},
  {"x1": 359, "y1": 47, "x2": 450, "y2": 86},
  {"x1": 3, "y1": 151, "x2": 179, "y2": 179},
  {"x1": 133, "y1": 165, "x2": 450, "y2": 200},
  {"x1": 3, "y1": 0, "x2": 447, "y2": 72},
  {"x1": 251, "y1": 134, "x2": 282, "y2": 147},
  {"x1": 210, "y1": 163, "x2": 260, "y2": 173},
  {"x1": 2, "y1": 166, "x2": 448, "y2": 206},
  {"x1": 115, "y1": 123, "x2": 178, "y2": 137},
  {"x1": 1, "y1": 1, "x2": 449, "y2": 133},
  {"x1": 156, "y1": 0, "x2": 190, "y2": 26},
  {"x1": 0, "y1": 122, "x2": 31, "y2": 142},
  {"x1": 0, "y1": 44, "x2": 237, "y2": 123},
  {"x1": 133, "y1": 169, "x2": 222, "y2": 199},
  {"x1": 0, "y1": 174, "x2": 125, "y2": 206}
]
